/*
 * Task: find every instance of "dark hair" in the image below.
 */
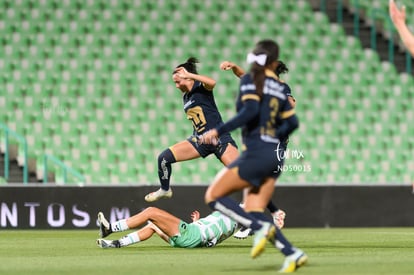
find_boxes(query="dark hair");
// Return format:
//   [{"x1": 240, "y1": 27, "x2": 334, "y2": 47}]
[
  {"x1": 174, "y1": 57, "x2": 199, "y2": 74},
  {"x1": 250, "y1": 40, "x2": 279, "y2": 97},
  {"x1": 275, "y1": 60, "x2": 288, "y2": 77}
]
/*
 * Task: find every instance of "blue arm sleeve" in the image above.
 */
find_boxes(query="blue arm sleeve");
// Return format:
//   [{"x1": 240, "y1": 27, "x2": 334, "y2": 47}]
[
  {"x1": 216, "y1": 100, "x2": 260, "y2": 136},
  {"x1": 276, "y1": 114, "x2": 299, "y2": 141}
]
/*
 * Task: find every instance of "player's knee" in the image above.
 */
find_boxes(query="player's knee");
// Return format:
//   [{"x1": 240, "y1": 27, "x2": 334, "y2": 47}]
[
  {"x1": 157, "y1": 148, "x2": 176, "y2": 165},
  {"x1": 204, "y1": 188, "x2": 216, "y2": 204},
  {"x1": 144, "y1": 206, "x2": 158, "y2": 215},
  {"x1": 144, "y1": 206, "x2": 156, "y2": 212},
  {"x1": 204, "y1": 193, "x2": 211, "y2": 204}
]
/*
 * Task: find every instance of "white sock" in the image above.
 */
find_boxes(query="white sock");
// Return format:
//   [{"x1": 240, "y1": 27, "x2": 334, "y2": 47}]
[
  {"x1": 119, "y1": 232, "x2": 140, "y2": 247},
  {"x1": 111, "y1": 219, "x2": 129, "y2": 232}
]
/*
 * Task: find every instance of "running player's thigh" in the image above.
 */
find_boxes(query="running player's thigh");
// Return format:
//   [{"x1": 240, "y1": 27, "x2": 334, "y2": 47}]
[
  {"x1": 170, "y1": 140, "x2": 200, "y2": 161},
  {"x1": 219, "y1": 144, "x2": 240, "y2": 166},
  {"x1": 244, "y1": 177, "x2": 276, "y2": 211},
  {"x1": 205, "y1": 167, "x2": 250, "y2": 203}
]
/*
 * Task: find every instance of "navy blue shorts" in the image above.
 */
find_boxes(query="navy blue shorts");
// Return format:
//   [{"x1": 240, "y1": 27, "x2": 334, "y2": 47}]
[
  {"x1": 187, "y1": 133, "x2": 238, "y2": 159},
  {"x1": 228, "y1": 144, "x2": 284, "y2": 187}
]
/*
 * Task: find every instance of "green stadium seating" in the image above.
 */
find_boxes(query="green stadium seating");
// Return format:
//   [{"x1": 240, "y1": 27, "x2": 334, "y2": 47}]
[{"x1": 1, "y1": 0, "x2": 412, "y2": 185}]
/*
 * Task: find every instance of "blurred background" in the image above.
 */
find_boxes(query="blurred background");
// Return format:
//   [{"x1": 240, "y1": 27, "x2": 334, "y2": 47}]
[{"x1": 1, "y1": 0, "x2": 413, "y2": 186}]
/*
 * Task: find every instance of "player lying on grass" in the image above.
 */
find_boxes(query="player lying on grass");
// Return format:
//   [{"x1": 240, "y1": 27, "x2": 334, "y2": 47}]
[{"x1": 96, "y1": 207, "x2": 237, "y2": 248}]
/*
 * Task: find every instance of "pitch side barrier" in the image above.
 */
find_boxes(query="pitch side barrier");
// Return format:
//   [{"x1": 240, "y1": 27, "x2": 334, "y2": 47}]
[{"x1": 0, "y1": 185, "x2": 413, "y2": 229}]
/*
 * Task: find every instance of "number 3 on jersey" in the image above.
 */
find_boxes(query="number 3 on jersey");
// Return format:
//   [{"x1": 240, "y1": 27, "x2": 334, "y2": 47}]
[
  {"x1": 186, "y1": 106, "x2": 207, "y2": 133},
  {"x1": 261, "y1": 97, "x2": 279, "y2": 137}
]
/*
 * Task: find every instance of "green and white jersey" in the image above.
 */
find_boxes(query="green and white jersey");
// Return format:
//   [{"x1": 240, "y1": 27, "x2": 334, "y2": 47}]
[{"x1": 194, "y1": 211, "x2": 238, "y2": 247}]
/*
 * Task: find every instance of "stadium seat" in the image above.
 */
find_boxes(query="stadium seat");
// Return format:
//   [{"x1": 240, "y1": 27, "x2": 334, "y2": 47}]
[{"x1": 1, "y1": 0, "x2": 412, "y2": 185}]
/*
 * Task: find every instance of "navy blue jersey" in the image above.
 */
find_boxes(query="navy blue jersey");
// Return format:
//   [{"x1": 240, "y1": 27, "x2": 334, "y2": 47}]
[
  {"x1": 183, "y1": 81, "x2": 224, "y2": 135},
  {"x1": 278, "y1": 82, "x2": 293, "y2": 149},
  {"x1": 284, "y1": 83, "x2": 292, "y2": 98},
  {"x1": 237, "y1": 70, "x2": 295, "y2": 148}
]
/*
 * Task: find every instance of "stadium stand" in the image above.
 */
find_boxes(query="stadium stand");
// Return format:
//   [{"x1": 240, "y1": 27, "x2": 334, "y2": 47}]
[{"x1": 0, "y1": 0, "x2": 413, "y2": 185}]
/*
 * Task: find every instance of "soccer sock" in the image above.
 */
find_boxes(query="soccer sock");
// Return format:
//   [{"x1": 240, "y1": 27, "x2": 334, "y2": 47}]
[
  {"x1": 274, "y1": 230, "x2": 295, "y2": 256},
  {"x1": 249, "y1": 211, "x2": 273, "y2": 223},
  {"x1": 208, "y1": 197, "x2": 262, "y2": 231},
  {"x1": 266, "y1": 201, "x2": 279, "y2": 213},
  {"x1": 249, "y1": 211, "x2": 294, "y2": 255},
  {"x1": 111, "y1": 219, "x2": 129, "y2": 232},
  {"x1": 157, "y1": 149, "x2": 176, "y2": 191},
  {"x1": 119, "y1": 232, "x2": 140, "y2": 247}
]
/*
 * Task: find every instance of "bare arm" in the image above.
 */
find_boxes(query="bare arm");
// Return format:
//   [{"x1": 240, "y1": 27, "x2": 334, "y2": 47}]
[
  {"x1": 390, "y1": 0, "x2": 414, "y2": 56},
  {"x1": 288, "y1": 96, "x2": 296, "y2": 108},
  {"x1": 175, "y1": 67, "x2": 216, "y2": 90},
  {"x1": 220, "y1": 61, "x2": 245, "y2": 78},
  {"x1": 220, "y1": 61, "x2": 297, "y2": 108}
]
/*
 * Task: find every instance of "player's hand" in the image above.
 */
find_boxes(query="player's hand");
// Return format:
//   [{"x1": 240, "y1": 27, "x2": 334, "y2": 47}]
[
  {"x1": 199, "y1": 129, "x2": 219, "y2": 145},
  {"x1": 389, "y1": 0, "x2": 406, "y2": 27},
  {"x1": 220, "y1": 61, "x2": 236, "y2": 71},
  {"x1": 191, "y1": 210, "x2": 200, "y2": 222},
  {"x1": 273, "y1": 210, "x2": 286, "y2": 229},
  {"x1": 174, "y1": 67, "x2": 191, "y2": 79}
]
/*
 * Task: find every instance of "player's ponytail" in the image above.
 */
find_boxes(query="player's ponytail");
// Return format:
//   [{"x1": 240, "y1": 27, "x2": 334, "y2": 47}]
[
  {"x1": 175, "y1": 57, "x2": 199, "y2": 74},
  {"x1": 250, "y1": 63, "x2": 266, "y2": 98},
  {"x1": 248, "y1": 40, "x2": 279, "y2": 98}
]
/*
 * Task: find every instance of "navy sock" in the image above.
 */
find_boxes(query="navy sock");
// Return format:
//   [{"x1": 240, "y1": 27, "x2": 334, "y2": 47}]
[
  {"x1": 208, "y1": 197, "x2": 262, "y2": 231},
  {"x1": 274, "y1": 229, "x2": 295, "y2": 256},
  {"x1": 157, "y1": 149, "x2": 176, "y2": 191},
  {"x1": 249, "y1": 211, "x2": 273, "y2": 224},
  {"x1": 250, "y1": 211, "x2": 295, "y2": 255},
  {"x1": 267, "y1": 201, "x2": 279, "y2": 213}
]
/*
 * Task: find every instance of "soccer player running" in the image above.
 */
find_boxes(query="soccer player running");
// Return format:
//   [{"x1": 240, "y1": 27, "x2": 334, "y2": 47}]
[
  {"x1": 96, "y1": 208, "x2": 237, "y2": 248},
  {"x1": 220, "y1": 60, "x2": 292, "y2": 238},
  {"x1": 144, "y1": 57, "x2": 239, "y2": 202},
  {"x1": 200, "y1": 39, "x2": 307, "y2": 273},
  {"x1": 389, "y1": 0, "x2": 414, "y2": 57}
]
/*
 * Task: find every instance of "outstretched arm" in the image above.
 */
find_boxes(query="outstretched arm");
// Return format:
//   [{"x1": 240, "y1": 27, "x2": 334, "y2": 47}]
[
  {"x1": 389, "y1": 0, "x2": 414, "y2": 56},
  {"x1": 220, "y1": 61, "x2": 246, "y2": 78},
  {"x1": 175, "y1": 67, "x2": 216, "y2": 90}
]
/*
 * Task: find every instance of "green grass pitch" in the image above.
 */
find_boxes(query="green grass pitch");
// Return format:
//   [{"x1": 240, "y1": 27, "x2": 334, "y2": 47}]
[{"x1": 1, "y1": 228, "x2": 413, "y2": 274}]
